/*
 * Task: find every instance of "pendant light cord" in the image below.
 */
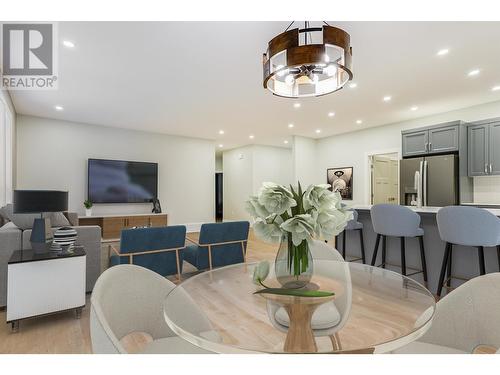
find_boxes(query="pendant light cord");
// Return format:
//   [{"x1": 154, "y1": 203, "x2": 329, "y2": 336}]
[{"x1": 284, "y1": 21, "x2": 295, "y2": 32}]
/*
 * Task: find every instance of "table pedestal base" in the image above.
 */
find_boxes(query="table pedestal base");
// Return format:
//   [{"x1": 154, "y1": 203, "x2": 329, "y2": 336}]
[{"x1": 283, "y1": 302, "x2": 320, "y2": 353}]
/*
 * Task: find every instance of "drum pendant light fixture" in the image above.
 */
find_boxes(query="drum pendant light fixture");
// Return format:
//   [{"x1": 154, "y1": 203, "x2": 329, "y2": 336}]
[{"x1": 263, "y1": 21, "x2": 353, "y2": 98}]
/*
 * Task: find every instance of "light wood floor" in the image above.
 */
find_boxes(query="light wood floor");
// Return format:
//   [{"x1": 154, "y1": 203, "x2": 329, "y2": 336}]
[{"x1": 0, "y1": 230, "x2": 279, "y2": 354}]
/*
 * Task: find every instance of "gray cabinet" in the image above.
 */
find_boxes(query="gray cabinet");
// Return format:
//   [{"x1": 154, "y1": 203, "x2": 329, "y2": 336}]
[
  {"x1": 429, "y1": 125, "x2": 459, "y2": 154},
  {"x1": 468, "y1": 125, "x2": 488, "y2": 176},
  {"x1": 402, "y1": 123, "x2": 459, "y2": 157},
  {"x1": 468, "y1": 121, "x2": 500, "y2": 176},
  {"x1": 489, "y1": 123, "x2": 500, "y2": 175},
  {"x1": 402, "y1": 131, "x2": 428, "y2": 157}
]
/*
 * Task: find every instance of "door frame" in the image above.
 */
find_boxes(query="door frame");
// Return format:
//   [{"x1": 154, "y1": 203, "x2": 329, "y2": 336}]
[{"x1": 365, "y1": 148, "x2": 401, "y2": 205}]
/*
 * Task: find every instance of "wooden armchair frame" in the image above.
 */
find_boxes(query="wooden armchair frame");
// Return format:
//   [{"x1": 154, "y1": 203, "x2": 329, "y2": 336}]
[{"x1": 109, "y1": 243, "x2": 184, "y2": 281}]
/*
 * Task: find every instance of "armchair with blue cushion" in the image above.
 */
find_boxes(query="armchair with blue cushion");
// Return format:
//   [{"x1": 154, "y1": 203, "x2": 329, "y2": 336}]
[
  {"x1": 109, "y1": 225, "x2": 186, "y2": 281},
  {"x1": 183, "y1": 221, "x2": 250, "y2": 270}
]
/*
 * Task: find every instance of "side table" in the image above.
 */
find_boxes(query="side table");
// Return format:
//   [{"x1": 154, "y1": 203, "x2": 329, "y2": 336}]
[{"x1": 7, "y1": 247, "x2": 86, "y2": 332}]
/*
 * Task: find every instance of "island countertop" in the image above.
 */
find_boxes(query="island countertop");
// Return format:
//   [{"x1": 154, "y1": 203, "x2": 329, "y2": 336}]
[
  {"x1": 351, "y1": 204, "x2": 500, "y2": 216},
  {"x1": 340, "y1": 204, "x2": 500, "y2": 294}
]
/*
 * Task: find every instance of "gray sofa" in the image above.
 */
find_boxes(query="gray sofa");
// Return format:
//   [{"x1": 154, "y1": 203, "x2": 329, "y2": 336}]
[{"x1": 0, "y1": 209, "x2": 101, "y2": 307}]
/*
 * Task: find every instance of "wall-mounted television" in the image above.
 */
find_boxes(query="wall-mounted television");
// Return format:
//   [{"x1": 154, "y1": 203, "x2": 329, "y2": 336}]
[{"x1": 88, "y1": 158, "x2": 158, "y2": 204}]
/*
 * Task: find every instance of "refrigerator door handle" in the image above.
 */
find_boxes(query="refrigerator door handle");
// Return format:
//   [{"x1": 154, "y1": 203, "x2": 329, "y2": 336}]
[
  {"x1": 418, "y1": 161, "x2": 424, "y2": 207},
  {"x1": 423, "y1": 160, "x2": 428, "y2": 206}
]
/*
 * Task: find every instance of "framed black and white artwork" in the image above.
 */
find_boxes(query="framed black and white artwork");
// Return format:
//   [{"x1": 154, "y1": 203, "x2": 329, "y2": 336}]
[{"x1": 327, "y1": 167, "x2": 353, "y2": 200}]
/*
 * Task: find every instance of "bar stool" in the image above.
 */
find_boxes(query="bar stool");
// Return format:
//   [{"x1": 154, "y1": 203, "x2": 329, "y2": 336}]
[
  {"x1": 436, "y1": 206, "x2": 500, "y2": 298},
  {"x1": 335, "y1": 209, "x2": 366, "y2": 263},
  {"x1": 370, "y1": 204, "x2": 428, "y2": 284}
]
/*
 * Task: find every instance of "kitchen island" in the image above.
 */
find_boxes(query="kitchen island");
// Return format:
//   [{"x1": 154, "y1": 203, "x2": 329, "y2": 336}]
[{"x1": 340, "y1": 205, "x2": 500, "y2": 294}]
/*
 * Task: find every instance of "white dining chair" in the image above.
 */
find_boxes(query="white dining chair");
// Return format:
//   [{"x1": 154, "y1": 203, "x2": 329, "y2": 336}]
[
  {"x1": 393, "y1": 272, "x2": 500, "y2": 354},
  {"x1": 90, "y1": 264, "x2": 217, "y2": 354},
  {"x1": 266, "y1": 240, "x2": 352, "y2": 350}
]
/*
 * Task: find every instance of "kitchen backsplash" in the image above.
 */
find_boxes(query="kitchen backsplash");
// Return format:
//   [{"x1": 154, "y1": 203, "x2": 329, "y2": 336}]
[{"x1": 473, "y1": 176, "x2": 500, "y2": 204}]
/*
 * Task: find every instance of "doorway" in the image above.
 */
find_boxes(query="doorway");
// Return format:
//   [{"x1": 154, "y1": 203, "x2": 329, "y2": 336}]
[
  {"x1": 215, "y1": 172, "x2": 223, "y2": 222},
  {"x1": 370, "y1": 153, "x2": 399, "y2": 205}
]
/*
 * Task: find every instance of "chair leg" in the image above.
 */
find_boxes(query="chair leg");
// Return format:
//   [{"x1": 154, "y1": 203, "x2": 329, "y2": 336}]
[
  {"x1": 371, "y1": 234, "x2": 381, "y2": 266},
  {"x1": 418, "y1": 236, "x2": 428, "y2": 282},
  {"x1": 381, "y1": 235, "x2": 387, "y2": 268},
  {"x1": 208, "y1": 245, "x2": 213, "y2": 270},
  {"x1": 342, "y1": 230, "x2": 346, "y2": 259},
  {"x1": 446, "y1": 245, "x2": 452, "y2": 288},
  {"x1": 437, "y1": 243, "x2": 451, "y2": 298},
  {"x1": 335, "y1": 235, "x2": 339, "y2": 249},
  {"x1": 175, "y1": 249, "x2": 182, "y2": 282},
  {"x1": 497, "y1": 245, "x2": 500, "y2": 271},
  {"x1": 478, "y1": 246, "x2": 486, "y2": 275},
  {"x1": 400, "y1": 237, "x2": 407, "y2": 276},
  {"x1": 358, "y1": 229, "x2": 366, "y2": 264}
]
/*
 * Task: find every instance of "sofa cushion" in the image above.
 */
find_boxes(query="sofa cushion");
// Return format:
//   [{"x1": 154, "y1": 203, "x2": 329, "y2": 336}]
[
  {"x1": 0, "y1": 221, "x2": 18, "y2": 230},
  {"x1": 0, "y1": 204, "x2": 69, "y2": 229},
  {"x1": 0, "y1": 205, "x2": 11, "y2": 226},
  {"x1": 50, "y1": 212, "x2": 70, "y2": 227},
  {"x1": 1, "y1": 204, "x2": 41, "y2": 229}
]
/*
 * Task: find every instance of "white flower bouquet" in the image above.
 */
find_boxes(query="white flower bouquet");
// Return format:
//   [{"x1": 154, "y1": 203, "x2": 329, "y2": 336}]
[{"x1": 246, "y1": 182, "x2": 352, "y2": 287}]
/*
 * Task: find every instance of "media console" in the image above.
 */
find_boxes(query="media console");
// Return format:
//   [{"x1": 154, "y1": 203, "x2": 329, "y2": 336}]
[{"x1": 78, "y1": 213, "x2": 168, "y2": 239}]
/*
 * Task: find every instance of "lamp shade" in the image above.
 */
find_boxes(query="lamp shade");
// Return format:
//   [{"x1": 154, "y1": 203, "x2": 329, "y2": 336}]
[{"x1": 13, "y1": 190, "x2": 68, "y2": 213}]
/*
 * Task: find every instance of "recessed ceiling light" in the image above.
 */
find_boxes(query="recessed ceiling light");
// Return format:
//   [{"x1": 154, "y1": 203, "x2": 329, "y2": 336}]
[
  {"x1": 54, "y1": 105, "x2": 64, "y2": 111},
  {"x1": 288, "y1": 123, "x2": 294, "y2": 128},
  {"x1": 356, "y1": 120, "x2": 363, "y2": 125},
  {"x1": 249, "y1": 135, "x2": 255, "y2": 139},
  {"x1": 492, "y1": 86, "x2": 500, "y2": 92},
  {"x1": 218, "y1": 130, "x2": 225, "y2": 135},
  {"x1": 383, "y1": 96, "x2": 392, "y2": 102},
  {"x1": 315, "y1": 129, "x2": 321, "y2": 134},
  {"x1": 284, "y1": 140, "x2": 289, "y2": 144},
  {"x1": 293, "y1": 103, "x2": 301, "y2": 109},
  {"x1": 468, "y1": 69, "x2": 480, "y2": 77},
  {"x1": 62, "y1": 40, "x2": 75, "y2": 48},
  {"x1": 437, "y1": 48, "x2": 449, "y2": 56},
  {"x1": 218, "y1": 144, "x2": 223, "y2": 148},
  {"x1": 328, "y1": 112, "x2": 335, "y2": 117},
  {"x1": 349, "y1": 83, "x2": 357, "y2": 89},
  {"x1": 410, "y1": 106, "x2": 419, "y2": 111}
]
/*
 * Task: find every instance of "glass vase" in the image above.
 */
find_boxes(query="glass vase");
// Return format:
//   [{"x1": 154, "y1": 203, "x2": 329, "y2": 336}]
[{"x1": 274, "y1": 233, "x2": 313, "y2": 289}]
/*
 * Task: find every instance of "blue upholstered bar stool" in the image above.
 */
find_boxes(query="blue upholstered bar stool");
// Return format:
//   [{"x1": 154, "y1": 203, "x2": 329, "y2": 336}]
[
  {"x1": 370, "y1": 204, "x2": 428, "y2": 283},
  {"x1": 436, "y1": 206, "x2": 500, "y2": 298},
  {"x1": 335, "y1": 209, "x2": 366, "y2": 263}
]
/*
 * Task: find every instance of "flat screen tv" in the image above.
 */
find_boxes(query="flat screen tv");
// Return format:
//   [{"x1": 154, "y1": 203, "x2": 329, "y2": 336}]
[{"x1": 88, "y1": 159, "x2": 158, "y2": 203}]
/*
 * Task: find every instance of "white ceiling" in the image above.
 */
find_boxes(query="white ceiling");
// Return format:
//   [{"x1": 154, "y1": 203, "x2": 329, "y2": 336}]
[{"x1": 9, "y1": 21, "x2": 500, "y2": 150}]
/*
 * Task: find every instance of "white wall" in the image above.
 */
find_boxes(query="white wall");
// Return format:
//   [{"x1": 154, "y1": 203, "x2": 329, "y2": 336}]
[
  {"x1": 292, "y1": 136, "x2": 318, "y2": 186},
  {"x1": 215, "y1": 153, "x2": 223, "y2": 172},
  {"x1": 0, "y1": 89, "x2": 16, "y2": 207},
  {"x1": 222, "y1": 146, "x2": 254, "y2": 221},
  {"x1": 16, "y1": 115, "x2": 215, "y2": 225},
  {"x1": 316, "y1": 100, "x2": 500, "y2": 205},
  {"x1": 252, "y1": 145, "x2": 293, "y2": 192},
  {"x1": 223, "y1": 145, "x2": 293, "y2": 221}
]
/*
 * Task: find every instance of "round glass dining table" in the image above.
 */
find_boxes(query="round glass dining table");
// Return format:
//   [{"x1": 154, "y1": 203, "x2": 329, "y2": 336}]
[{"x1": 163, "y1": 260, "x2": 436, "y2": 354}]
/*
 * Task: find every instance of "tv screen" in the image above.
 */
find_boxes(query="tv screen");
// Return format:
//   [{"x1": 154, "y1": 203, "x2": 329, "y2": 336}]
[{"x1": 88, "y1": 159, "x2": 158, "y2": 203}]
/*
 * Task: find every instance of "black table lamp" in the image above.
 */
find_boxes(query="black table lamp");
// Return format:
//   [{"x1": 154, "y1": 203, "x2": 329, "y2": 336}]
[{"x1": 13, "y1": 190, "x2": 68, "y2": 253}]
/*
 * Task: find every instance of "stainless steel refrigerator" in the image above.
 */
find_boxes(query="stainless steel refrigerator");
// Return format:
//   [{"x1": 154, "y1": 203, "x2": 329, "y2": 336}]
[{"x1": 400, "y1": 154, "x2": 459, "y2": 207}]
